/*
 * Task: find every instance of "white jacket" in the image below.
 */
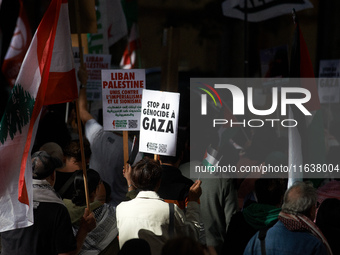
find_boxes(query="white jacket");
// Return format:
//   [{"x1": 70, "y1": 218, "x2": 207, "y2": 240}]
[{"x1": 116, "y1": 191, "x2": 201, "y2": 255}]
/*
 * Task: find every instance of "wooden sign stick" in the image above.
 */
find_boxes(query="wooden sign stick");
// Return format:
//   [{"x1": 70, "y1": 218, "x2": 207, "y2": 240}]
[
  {"x1": 123, "y1": 131, "x2": 129, "y2": 169},
  {"x1": 75, "y1": 0, "x2": 90, "y2": 211}
]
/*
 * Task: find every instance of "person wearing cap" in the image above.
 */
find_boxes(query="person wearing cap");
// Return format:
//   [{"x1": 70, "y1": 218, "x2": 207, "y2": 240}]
[{"x1": 0, "y1": 151, "x2": 96, "y2": 255}]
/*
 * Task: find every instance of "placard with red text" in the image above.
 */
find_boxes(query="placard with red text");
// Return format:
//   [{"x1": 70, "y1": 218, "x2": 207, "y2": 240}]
[{"x1": 102, "y1": 69, "x2": 145, "y2": 131}]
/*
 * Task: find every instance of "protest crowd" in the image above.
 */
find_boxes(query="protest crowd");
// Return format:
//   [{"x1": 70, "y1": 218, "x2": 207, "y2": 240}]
[{"x1": 1, "y1": 0, "x2": 340, "y2": 255}]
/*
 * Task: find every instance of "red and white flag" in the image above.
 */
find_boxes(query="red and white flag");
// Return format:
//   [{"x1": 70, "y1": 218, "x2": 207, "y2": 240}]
[
  {"x1": 0, "y1": 0, "x2": 77, "y2": 232},
  {"x1": 1, "y1": 0, "x2": 32, "y2": 88},
  {"x1": 120, "y1": 23, "x2": 140, "y2": 69}
]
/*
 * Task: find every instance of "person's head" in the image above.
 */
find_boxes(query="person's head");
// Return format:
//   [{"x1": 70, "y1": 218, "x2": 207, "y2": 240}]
[
  {"x1": 39, "y1": 142, "x2": 64, "y2": 164},
  {"x1": 281, "y1": 181, "x2": 317, "y2": 220},
  {"x1": 118, "y1": 239, "x2": 151, "y2": 255},
  {"x1": 159, "y1": 136, "x2": 185, "y2": 166},
  {"x1": 72, "y1": 169, "x2": 102, "y2": 206},
  {"x1": 102, "y1": 181, "x2": 112, "y2": 203},
  {"x1": 31, "y1": 151, "x2": 63, "y2": 186},
  {"x1": 131, "y1": 159, "x2": 162, "y2": 191},
  {"x1": 255, "y1": 178, "x2": 287, "y2": 207},
  {"x1": 63, "y1": 138, "x2": 91, "y2": 164},
  {"x1": 161, "y1": 236, "x2": 205, "y2": 255}
]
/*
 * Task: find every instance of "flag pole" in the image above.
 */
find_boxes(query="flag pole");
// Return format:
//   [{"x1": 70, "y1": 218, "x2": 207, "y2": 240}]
[
  {"x1": 123, "y1": 131, "x2": 129, "y2": 169},
  {"x1": 75, "y1": 0, "x2": 90, "y2": 211},
  {"x1": 244, "y1": 0, "x2": 248, "y2": 78}
]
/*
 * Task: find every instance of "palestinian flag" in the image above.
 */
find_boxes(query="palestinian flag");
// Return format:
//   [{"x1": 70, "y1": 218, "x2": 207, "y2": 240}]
[{"x1": 202, "y1": 145, "x2": 220, "y2": 168}]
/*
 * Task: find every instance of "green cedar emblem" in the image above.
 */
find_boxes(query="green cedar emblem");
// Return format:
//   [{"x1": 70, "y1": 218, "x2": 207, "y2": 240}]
[{"x1": 0, "y1": 84, "x2": 35, "y2": 144}]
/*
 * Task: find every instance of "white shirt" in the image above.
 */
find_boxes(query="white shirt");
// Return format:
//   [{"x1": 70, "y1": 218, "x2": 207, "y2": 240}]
[
  {"x1": 85, "y1": 119, "x2": 130, "y2": 207},
  {"x1": 116, "y1": 191, "x2": 201, "y2": 255}
]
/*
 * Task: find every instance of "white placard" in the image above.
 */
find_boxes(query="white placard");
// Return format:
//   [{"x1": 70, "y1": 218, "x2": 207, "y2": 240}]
[
  {"x1": 102, "y1": 69, "x2": 145, "y2": 131},
  {"x1": 318, "y1": 59, "x2": 340, "y2": 104},
  {"x1": 139, "y1": 89, "x2": 180, "y2": 156}
]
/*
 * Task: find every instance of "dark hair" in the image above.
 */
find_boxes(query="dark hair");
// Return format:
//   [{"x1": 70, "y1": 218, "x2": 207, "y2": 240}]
[
  {"x1": 162, "y1": 237, "x2": 205, "y2": 255},
  {"x1": 32, "y1": 151, "x2": 63, "y2": 180},
  {"x1": 255, "y1": 178, "x2": 286, "y2": 206},
  {"x1": 131, "y1": 159, "x2": 162, "y2": 191},
  {"x1": 159, "y1": 135, "x2": 185, "y2": 164},
  {"x1": 72, "y1": 169, "x2": 101, "y2": 206},
  {"x1": 63, "y1": 138, "x2": 91, "y2": 162},
  {"x1": 102, "y1": 181, "x2": 111, "y2": 203},
  {"x1": 119, "y1": 239, "x2": 151, "y2": 255}
]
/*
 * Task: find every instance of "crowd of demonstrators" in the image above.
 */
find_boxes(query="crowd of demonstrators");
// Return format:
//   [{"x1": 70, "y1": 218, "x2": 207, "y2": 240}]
[
  {"x1": 64, "y1": 169, "x2": 118, "y2": 255},
  {"x1": 78, "y1": 73, "x2": 130, "y2": 207},
  {"x1": 223, "y1": 178, "x2": 286, "y2": 255},
  {"x1": 1, "y1": 151, "x2": 96, "y2": 255},
  {"x1": 244, "y1": 181, "x2": 332, "y2": 255},
  {"x1": 4, "y1": 65, "x2": 340, "y2": 255},
  {"x1": 116, "y1": 159, "x2": 202, "y2": 255},
  {"x1": 54, "y1": 139, "x2": 92, "y2": 200}
]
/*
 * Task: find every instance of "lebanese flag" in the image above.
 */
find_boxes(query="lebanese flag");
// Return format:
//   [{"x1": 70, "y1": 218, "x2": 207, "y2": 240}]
[
  {"x1": 120, "y1": 23, "x2": 140, "y2": 69},
  {"x1": 0, "y1": 0, "x2": 77, "y2": 232},
  {"x1": 288, "y1": 21, "x2": 325, "y2": 187},
  {"x1": 1, "y1": 0, "x2": 32, "y2": 88}
]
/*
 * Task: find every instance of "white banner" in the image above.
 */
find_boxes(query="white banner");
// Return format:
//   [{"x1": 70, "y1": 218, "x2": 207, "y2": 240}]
[
  {"x1": 102, "y1": 69, "x2": 145, "y2": 131},
  {"x1": 318, "y1": 59, "x2": 340, "y2": 104},
  {"x1": 139, "y1": 89, "x2": 180, "y2": 156},
  {"x1": 222, "y1": 0, "x2": 313, "y2": 22}
]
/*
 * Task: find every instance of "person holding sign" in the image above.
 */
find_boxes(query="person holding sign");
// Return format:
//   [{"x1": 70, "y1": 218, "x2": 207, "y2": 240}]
[
  {"x1": 116, "y1": 158, "x2": 202, "y2": 255},
  {"x1": 78, "y1": 66, "x2": 130, "y2": 207}
]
